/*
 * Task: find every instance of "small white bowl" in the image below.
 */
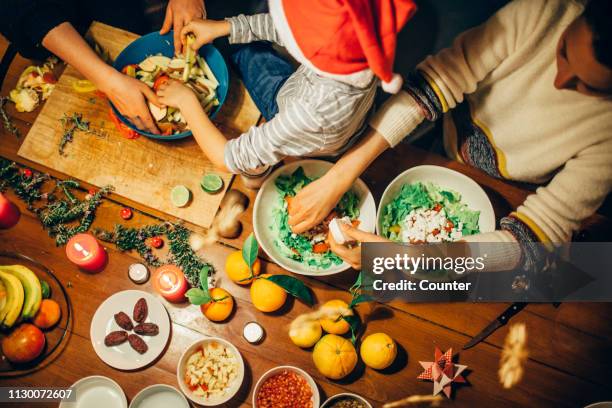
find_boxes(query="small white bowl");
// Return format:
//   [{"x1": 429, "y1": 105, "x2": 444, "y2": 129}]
[
  {"x1": 377, "y1": 165, "x2": 496, "y2": 236},
  {"x1": 176, "y1": 337, "x2": 245, "y2": 406},
  {"x1": 254, "y1": 159, "x2": 376, "y2": 276},
  {"x1": 59, "y1": 376, "x2": 127, "y2": 408},
  {"x1": 321, "y1": 392, "x2": 372, "y2": 408},
  {"x1": 252, "y1": 365, "x2": 320, "y2": 407},
  {"x1": 129, "y1": 384, "x2": 189, "y2": 408}
]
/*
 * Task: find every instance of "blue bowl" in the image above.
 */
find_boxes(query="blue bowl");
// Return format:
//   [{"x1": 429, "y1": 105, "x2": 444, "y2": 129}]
[{"x1": 111, "y1": 31, "x2": 229, "y2": 140}]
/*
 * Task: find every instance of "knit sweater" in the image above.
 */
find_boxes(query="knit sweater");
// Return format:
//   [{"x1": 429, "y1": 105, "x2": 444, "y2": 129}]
[
  {"x1": 368, "y1": 0, "x2": 612, "y2": 267},
  {"x1": 224, "y1": 14, "x2": 377, "y2": 174}
]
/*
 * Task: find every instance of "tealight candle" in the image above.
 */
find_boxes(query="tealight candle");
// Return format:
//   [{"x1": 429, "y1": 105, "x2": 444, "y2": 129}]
[
  {"x1": 0, "y1": 193, "x2": 20, "y2": 229},
  {"x1": 65, "y1": 233, "x2": 108, "y2": 273},
  {"x1": 152, "y1": 265, "x2": 188, "y2": 303}
]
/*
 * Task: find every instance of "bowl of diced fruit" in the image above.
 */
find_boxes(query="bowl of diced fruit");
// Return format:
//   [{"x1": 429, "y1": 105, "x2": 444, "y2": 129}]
[
  {"x1": 112, "y1": 31, "x2": 229, "y2": 140},
  {"x1": 177, "y1": 337, "x2": 244, "y2": 406}
]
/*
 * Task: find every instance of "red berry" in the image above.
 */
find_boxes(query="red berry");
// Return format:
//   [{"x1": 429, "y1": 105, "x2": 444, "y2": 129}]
[
  {"x1": 150, "y1": 237, "x2": 164, "y2": 249},
  {"x1": 88, "y1": 188, "x2": 97, "y2": 196},
  {"x1": 21, "y1": 169, "x2": 33, "y2": 178},
  {"x1": 120, "y1": 207, "x2": 133, "y2": 220}
]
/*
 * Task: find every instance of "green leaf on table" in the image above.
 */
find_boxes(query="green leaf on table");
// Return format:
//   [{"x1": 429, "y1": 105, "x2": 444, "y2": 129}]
[
  {"x1": 349, "y1": 271, "x2": 363, "y2": 294},
  {"x1": 199, "y1": 265, "x2": 211, "y2": 291},
  {"x1": 265, "y1": 274, "x2": 313, "y2": 306},
  {"x1": 349, "y1": 293, "x2": 374, "y2": 309},
  {"x1": 342, "y1": 314, "x2": 362, "y2": 344},
  {"x1": 187, "y1": 265, "x2": 212, "y2": 305},
  {"x1": 186, "y1": 288, "x2": 211, "y2": 305},
  {"x1": 243, "y1": 233, "x2": 259, "y2": 271}
]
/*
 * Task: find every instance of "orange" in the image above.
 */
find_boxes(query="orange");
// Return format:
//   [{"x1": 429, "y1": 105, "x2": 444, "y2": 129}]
[
  {"x1": 319, "y1": 299, "x2": 351, "y2": 335},
  {"x1": 225, "y1": 250, "x2": 261, "y2": 285},
  {"x1": 312, "y1": 334, "x2": 357, "y2": 379},
  {"x1": 33, "y1": 299, "x2": 61, "y2": 329},
  {"x1": 360, "y1": 333, "x2": 397, "y2": 370},
  {"x1": 200, "y1": 288, "x2": 234, "y2": 322},
  {"x1": 250, "y1": 274, "x2": 287, "y2": 312}
]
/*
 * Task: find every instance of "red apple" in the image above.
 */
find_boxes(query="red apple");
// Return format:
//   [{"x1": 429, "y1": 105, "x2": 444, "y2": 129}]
[{"x1": 2, "y1": 324, "x2": 46, "y2": 364}]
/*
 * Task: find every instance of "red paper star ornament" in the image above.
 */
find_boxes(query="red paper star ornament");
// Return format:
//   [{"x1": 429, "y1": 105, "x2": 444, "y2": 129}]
[{"x1": 418, "y1": 347, "x2": 467, "y2": 398}]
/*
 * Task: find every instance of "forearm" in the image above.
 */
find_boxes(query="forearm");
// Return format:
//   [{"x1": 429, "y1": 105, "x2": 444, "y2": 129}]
[
  {"x1": 42, "y1": 22, "x2": 115, "y2": 87},
  {"x1": 227, "y1": 14, "x2": 282, "y2": 45},
  {"x1": 326, "y1": 128, "x2": 390, "y2": 195},
  {"x1": 180, "y1": 96, "x2": 229, "y2": 172}
]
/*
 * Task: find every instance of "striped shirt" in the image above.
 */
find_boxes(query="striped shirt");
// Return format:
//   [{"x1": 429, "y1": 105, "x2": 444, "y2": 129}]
[{"x1": 224, "y1": 13, "x2": 377, "y2": 174}]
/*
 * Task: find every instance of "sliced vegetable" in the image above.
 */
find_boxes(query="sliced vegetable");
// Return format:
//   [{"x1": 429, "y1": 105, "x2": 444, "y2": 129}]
[
  {"x1": 171, "y1": 185, "x2": 191, "y2": 207},
  {"x1": 201, "y1": 173, "x2": 223, "y2": 194}
]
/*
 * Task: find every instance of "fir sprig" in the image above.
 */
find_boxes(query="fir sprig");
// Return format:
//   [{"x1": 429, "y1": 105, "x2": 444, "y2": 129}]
[
  {"x1": 95, "y1": 222, "x2": 214, "y2": 287},
  {"x1": 58, "y1": 113, "x2": 107, "y2": 155},
  {"x1": 0, "y1": 97, "x2": 21, "y2": 139},
  {"x1": 166, "y1": 223, "x2": 212, "y2": 286},
  {"x1": 0, "y1": 158, "x2": 113, "y2": 245}
]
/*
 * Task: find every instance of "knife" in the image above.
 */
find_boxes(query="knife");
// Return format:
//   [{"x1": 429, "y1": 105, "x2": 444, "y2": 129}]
[{"x1": 462, "y1": 302, "x2": 527, "y2": 350}]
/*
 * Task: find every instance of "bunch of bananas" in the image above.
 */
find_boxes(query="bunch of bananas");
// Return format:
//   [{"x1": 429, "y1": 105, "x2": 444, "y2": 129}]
[{"x1": 0, "y1": 265, "x2": 42, "y2": 328}]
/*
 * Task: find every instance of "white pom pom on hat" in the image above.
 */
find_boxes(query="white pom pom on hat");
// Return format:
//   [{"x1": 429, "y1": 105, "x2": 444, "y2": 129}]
[{"x1": 381, "y1": 73, "x2": 404, "y2": 94}]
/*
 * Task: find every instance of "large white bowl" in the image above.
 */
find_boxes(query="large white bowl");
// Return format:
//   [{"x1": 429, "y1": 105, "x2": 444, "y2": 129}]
[
  {"x1": 252, "y1": 366, "x2": 320, "y2": 408},
  {"x1": 59, "y1": 376, "x2": 127, "y2": 408},
  {"x1": 377, "y1": 165, "x2": 496, "y2": 237},
  {"x1": 176, "y1": 337, "x2": 245, "y2": 406},
  {"x1": 129, "y1": 384, "x2": 189, "y2": 408},
  {"x1": 253, "y1": 159, "x2": 376, "y2": 275}
]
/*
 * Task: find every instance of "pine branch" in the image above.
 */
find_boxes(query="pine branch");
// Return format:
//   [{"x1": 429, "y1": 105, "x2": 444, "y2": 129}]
[{"x1": 0, "y1": 97, "x2": 21, "y2": 139}]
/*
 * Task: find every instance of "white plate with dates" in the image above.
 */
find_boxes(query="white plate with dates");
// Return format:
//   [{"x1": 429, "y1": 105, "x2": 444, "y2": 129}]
[{"x1": 90, "y1": 290, "x2": 170, "y2": 370}]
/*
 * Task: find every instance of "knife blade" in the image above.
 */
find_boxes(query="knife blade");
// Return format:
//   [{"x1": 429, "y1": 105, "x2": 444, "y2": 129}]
[{"x1": 462, "y1": 302, "x2": 527, "y2": 350}]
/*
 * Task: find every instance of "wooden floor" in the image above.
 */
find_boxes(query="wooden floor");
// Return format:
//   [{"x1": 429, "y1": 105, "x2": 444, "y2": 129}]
[{"x1": 1, "y1": 36, "x2": 612, "y2": 408}]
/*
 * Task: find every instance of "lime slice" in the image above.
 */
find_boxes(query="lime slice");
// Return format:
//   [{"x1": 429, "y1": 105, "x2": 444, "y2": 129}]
[
  {"x1": 72, "y1": 79, "x2": 97, "y2": 93},
  {"x1": 201, "y1": 173, "x2": 223, "y2": 194},
  {"x1": 171, "y1": 185, "x2": 191, "y2": 207}
]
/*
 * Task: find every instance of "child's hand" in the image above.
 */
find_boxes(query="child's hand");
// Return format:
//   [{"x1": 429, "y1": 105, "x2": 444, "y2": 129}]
[
  {"x1": 181, "y1": 19, "x2": 231, "y2": 51},
  {"x1": 156, "y1": 79, "x2": 196, "y2": 109}
]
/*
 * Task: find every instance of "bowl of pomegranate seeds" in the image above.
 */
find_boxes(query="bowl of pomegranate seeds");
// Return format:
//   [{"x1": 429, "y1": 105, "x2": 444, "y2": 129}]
[{"x1": 253, "y1": 366, "x2": 320, "y2": 408}]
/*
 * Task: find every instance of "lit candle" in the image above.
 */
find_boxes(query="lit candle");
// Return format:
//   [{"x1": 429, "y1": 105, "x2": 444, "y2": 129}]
[
  {"x1": 152, "y1": 265, "x2": 188, "y2": 303},
  {"x1": 0, "y1": 193, "x2": 20, "y2": 229},
  {"x1": 65, "y1": 233, "x2": 108, "y2": 273}
]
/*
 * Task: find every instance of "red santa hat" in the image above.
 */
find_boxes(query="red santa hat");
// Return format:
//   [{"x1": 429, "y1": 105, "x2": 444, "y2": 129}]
[{"x1": 269, "y1": 0, "x2": 417, "y2": 93}]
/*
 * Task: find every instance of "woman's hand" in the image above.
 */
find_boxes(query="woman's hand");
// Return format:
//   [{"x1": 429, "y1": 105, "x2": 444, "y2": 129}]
[
  {"x1": 160, "y1": 0, "x2": 206, "y2": 55},
  {"x1": 156, "y1": 79, "x2": 196, "y2": 109},
  {"x1": 288, "y1": 173, "x2": 349, "y2": 233},
  {"x1": 181, "y1": 19, "x2": 231, "y2": 51},
  {"x1": 328, "y1": 223, "x2": 390, "y2": 270},
  {"x1": 99, "y1": 71, "x2": 161, "y2": 134}
]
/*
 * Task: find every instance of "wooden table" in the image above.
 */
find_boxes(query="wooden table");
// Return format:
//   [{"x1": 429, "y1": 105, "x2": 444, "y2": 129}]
[{"x1": 1, "y1": 34, "x2": 612, "y2": 408}]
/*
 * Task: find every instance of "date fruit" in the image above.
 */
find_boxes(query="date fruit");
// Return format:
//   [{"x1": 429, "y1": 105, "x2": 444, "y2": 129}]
[
  {"x1": 134, "y1": 323, "x2": 159, "y2": 336},
  {"x1": 114, "y1": 311, "x2": 133, "y2": 331},
  {"x1": 133, "y1": 298, "x2": 148, "y2": 323},
  {"x1": 128, "y1": 334, "x2": 148, "y2": 354},
  {"x1": 105, "y1": 330, "x2": 128, "y2": 347}
]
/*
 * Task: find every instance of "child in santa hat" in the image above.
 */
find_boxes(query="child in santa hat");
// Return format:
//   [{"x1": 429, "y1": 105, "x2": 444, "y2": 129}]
[{"x1": 157, "y1": 0, "x2": 416, "y2": 176}]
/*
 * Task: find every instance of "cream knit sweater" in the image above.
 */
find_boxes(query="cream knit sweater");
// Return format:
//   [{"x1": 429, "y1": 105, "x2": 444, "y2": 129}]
[{"x1": 369, "y1": 0, "x2": 612, "y2": 258}]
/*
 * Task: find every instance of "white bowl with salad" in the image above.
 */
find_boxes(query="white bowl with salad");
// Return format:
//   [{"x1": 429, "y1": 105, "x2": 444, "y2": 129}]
[
  {"x1": 377, "y1": 165, "x2": 495, "y2": 243},
  {"x1": 253, "y1": 160, "x2": 376, "y2": 276}
]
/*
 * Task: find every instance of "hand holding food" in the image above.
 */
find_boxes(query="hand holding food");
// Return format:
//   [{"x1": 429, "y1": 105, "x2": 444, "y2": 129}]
[
  {"x1": 180, "y1": 19, "x2": 231, "y2": 51},
  {"x1": 327, "y1": 223, "x2": 389, "y2": 270},
  {"x1": 125, "y1": 50, "x2": 220, "y2": 135},
  {"x1": 160, "y1": 0, "x2": 207, "y2": 55},
  {"x1": 99, "y1": 71, "x2": 161, "y2": 134},
  {"x1": 288, "y1": 174, "x2": 346, "y2": 234},
  {"x1": 157, "y1": 79, "x2": 196, "y2": 110}
]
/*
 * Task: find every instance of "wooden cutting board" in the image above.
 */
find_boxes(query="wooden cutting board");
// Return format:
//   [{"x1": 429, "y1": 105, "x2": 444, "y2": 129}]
[{"x1": 18, "y1": 22, "x2": 260, "y2": 228}]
